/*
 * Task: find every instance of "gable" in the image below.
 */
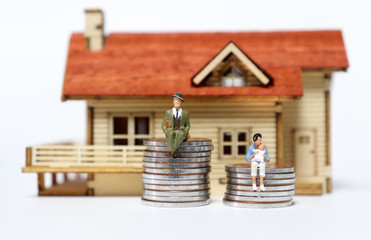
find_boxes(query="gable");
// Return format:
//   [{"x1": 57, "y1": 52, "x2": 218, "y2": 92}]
[
  {"x1": 201, "y1": 53, "x2": 263, "y2": 87},
  {"x1": 192, "y1": 42, "x2": 271, "y2": 86}
]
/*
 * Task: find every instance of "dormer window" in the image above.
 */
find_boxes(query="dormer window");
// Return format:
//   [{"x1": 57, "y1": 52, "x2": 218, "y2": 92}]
[
  {"x1": 192, "y1": 42, "x2": 271, "y2": 87},
  {"x1": 222, "y1": 65, "x2": 245, "y2": 87},
  {"x1": 198, "y1": 53, "x2": 263, "y2": 87}
]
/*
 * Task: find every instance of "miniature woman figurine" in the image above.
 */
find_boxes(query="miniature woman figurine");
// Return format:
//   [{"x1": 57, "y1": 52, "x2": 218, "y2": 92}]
[
  {"x1": 245, "y1": 133, "x2": 270, "y2": 191},
  {"x1": 161, "y1": 93, "x2": 190, "y2": 157}
]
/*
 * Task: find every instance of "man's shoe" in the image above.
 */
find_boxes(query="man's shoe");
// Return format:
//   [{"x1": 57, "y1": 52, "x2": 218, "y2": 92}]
[
  {"x1": 253, "y1": 184, "x2": 257, "y2": 191},
  {"x1": 260, "y1": 184, "x2": 265, "y2": 192}
]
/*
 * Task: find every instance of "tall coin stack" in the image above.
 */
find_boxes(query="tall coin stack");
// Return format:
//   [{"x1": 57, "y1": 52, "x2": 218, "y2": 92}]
[
  {"x1": 142, "y1": 138, "x2": 213, "y2": 208},
  {"x1": 224, "y1": 164, "x2": 295, "y2": 208}
]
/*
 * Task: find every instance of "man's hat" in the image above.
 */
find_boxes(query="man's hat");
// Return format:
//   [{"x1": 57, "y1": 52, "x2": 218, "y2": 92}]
[{"x1": 172, "y1": 93, "x2": 184, "y2": 102}]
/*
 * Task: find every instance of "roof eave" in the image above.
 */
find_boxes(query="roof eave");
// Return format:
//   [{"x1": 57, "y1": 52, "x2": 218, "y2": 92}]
[{"x1": 61, "y1": 95, "x2": 301, "y2": 102}]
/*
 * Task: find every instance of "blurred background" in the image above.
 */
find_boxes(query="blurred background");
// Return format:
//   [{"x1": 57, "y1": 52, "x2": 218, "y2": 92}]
[{"x1": 0, "y1": 0, "x2": 370, "y2": 239}]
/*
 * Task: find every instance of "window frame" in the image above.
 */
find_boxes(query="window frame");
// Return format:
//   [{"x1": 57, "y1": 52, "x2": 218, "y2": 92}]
[
  {"x1": 221, "y1": 64, "x2": 246, "y2": 87},
  {"x1": 219, "y1": 128, "x2": 250, "y2": 159},
  {"x1": 109, "y1": 113, "x2": 153, "y2": 146}
]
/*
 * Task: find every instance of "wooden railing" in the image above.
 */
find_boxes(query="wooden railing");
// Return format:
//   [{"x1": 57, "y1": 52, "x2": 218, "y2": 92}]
[{"x1": 29, "y1": 145, "x2": 146, "y2": 168}]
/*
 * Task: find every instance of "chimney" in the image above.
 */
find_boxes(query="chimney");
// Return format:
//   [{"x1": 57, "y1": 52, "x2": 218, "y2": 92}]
[{"x1": 84, "y1": 9, "x2": 104, "y2": 51}]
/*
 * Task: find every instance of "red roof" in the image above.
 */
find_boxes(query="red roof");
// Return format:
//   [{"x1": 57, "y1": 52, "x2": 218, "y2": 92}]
[{"x1": 62, "y1": 31, "x2": 348, "y2": 100}]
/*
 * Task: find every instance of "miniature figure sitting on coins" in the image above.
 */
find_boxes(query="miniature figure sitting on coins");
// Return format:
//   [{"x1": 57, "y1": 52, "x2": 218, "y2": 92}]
[
  {"x1": 246, "y1": 133, "x2": 270, "y2": 191},
  {"x1": 161, "y1": 93, "x2": 191, "y2": 158}
]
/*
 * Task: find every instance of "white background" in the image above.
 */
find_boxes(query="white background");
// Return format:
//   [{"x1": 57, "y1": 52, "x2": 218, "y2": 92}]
[{"x1": 1, "y1": 0, "x2": 371, "y2": 239}]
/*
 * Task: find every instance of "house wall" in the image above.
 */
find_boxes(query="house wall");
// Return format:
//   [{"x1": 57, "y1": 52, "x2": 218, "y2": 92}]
[
  {"x1": 282, "y1": 70, "x2": 330, "y2": 193},
  {"x1": 88, "y1": 99, "x2": 279, "y2": 195}
]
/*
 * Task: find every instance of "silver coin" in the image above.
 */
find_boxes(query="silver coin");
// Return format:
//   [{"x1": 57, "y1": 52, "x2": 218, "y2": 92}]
[
  {"x1": 146, "y1": 145, "x2": 214, "y2": 152},
  {"x1": 223, "y1": 199, "x2": 293, "y2": 208},
  {"x1": 224, "y1": 194, "x2": 293, "y2": 202},
  {"x1": 144, "y1": 167, "x2": 210, "y2": 174},
  {"x1": 227, "y1": 184, "x2": 295, "y2": 191},
  {"x1": 143, "y1": 189, "x2": 210, "y2": 197},
  {"x1": 227, "y1": 172, "x2": 295, "y2": 179},
  {"x1": 143, "y1": 183, "x2": 209, "y2": 191},
  {"x1": 144, "y1": 139, "x2": 212, "y2": 147},
  {"x1": 142, "y1": 194, "x2": 209, "y2": 202},
  {"x1": 141, "y1": 199, "x2": 210, "y2": 208},
  {"x1": 142, "y1": 178, "x2": 209, "y2": 185},
  {"x1": 143, "y1": 162, "x2": 210, "y2": 169},
  {"x1": 143, "y1": 157, "x2": 211, "y2": 163},
  {"x1": 227, "y1": 178, "x2": 295, "y2": 185},
  {"x1": 226, "y1": 189, "x2": 295, "y2": 197},
  {"x1": 142, "y1": 173, "x2": 208, "y2": 180},
  {"x1": 226, "y1": 165, "x2": 294, "y2": 173},
  {"x1": 144, "y1": 151, "x2": 211, "y2": 158}
]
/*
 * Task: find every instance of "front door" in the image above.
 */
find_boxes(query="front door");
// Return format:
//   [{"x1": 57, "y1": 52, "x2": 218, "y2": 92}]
[{"x1": 294, "y1": 129, "x2": 316, "y2": 177}]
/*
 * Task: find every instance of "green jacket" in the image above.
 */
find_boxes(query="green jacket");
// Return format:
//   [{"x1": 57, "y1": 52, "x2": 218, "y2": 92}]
[{"x1": 161, "y1": 108, "x2": 191, "y2": 138}]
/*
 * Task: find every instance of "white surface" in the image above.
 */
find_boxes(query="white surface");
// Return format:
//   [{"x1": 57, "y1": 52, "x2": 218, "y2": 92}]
[{"x1": 1, "y1": 0, "x2": 371, "y2": 239}]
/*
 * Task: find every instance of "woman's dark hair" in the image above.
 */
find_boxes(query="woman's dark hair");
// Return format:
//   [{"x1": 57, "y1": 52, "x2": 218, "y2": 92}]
[{"x1": 253, "y1": 133, "x2": 262, "y2": 142}]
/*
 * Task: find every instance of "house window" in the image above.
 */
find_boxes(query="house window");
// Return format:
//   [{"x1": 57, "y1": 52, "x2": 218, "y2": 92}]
[
  {"x1": 134, "y1": 117, "x2": 150, "y2": 145},
  {"x1": 220, "y1": 129, "x2": 249, "y2": 159},
  {"x1": 110, "y1": 114, "x2": 152, "y2": 146},
  {"x1": 221, "y1": 65, "x2": 245, "y2": 87},
  {"x1": 112, "y1": 117, "x2": 129, "y2": 145}
]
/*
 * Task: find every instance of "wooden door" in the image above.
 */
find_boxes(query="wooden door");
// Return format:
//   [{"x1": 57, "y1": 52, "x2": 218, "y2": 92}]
[{"x1": 294, "y1": 129, "x2": 316, "y2": 177}]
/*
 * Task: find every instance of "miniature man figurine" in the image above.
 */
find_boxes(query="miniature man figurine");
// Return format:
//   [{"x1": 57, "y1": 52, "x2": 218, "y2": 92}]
[
  {"x1": 161, "y1": 93, "x2": 191, "y2": 157},
  {"x1": 245, "y1": 133, "x2": 270, "y2": 191}
]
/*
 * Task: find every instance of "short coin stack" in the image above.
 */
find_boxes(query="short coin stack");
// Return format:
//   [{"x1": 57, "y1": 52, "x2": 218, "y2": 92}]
[
  {"x1": 224, "y1": 163, "x2": 295, "y2": 208},
  {"x1": 142, "y1": 138, "x2": 213, "y2": 208}
]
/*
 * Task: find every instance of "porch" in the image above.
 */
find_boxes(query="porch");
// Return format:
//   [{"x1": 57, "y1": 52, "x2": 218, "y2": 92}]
[{"x1": 23, "y1": 145, "x2": 145, "y2": 195}]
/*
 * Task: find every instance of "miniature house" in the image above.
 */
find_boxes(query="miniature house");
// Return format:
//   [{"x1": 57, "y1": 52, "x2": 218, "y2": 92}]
[{"x1": 23, "y1": 9, "x2": 348, "y2": 196}]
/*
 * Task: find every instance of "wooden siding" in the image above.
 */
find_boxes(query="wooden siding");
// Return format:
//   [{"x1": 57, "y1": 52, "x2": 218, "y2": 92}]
[
  {"x1": 282, "y1": 71, "x2": 330, "y2": 192},
  {"x1": 89, "y1": 99, "x2": 278, "y2": 179}
]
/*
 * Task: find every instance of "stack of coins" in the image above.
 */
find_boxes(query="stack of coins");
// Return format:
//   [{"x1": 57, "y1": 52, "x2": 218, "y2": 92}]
[
  {"x1": 224, "y1": 163, "x2": 295, "y2": 208},
  {"x1": 142, "y1": 138, "x2": 213, "y2": 208}
]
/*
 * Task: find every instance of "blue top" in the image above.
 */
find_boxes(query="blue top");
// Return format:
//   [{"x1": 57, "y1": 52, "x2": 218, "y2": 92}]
[{"x1": 245, "y1": 144, "x2": 270, "y2": 162}]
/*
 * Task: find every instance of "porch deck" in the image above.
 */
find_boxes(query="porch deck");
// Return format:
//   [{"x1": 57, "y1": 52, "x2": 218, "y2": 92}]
[
  {"x1": 23, "y1": 145, "x2": 145, "y2": 173},
  {"x1": 23, "y1": 145, "x2": 146, "y2": 195}
]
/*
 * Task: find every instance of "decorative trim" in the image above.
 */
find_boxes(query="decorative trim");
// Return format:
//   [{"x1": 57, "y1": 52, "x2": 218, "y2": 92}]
[{"x1": 192, "y1": 41, "x2": 271, "y2": 85}]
